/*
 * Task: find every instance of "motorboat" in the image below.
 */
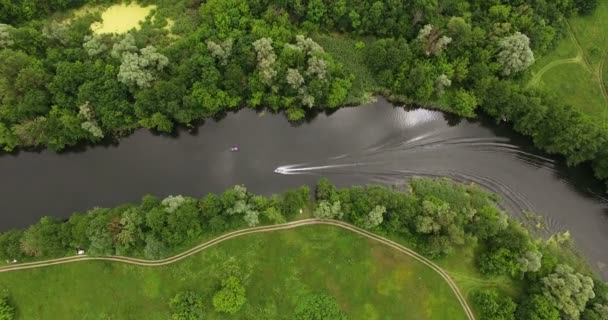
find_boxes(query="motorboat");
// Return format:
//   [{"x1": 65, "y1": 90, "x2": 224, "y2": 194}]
[{"x1": 230, "y1": 146, "x2": 239, "y2": 152}]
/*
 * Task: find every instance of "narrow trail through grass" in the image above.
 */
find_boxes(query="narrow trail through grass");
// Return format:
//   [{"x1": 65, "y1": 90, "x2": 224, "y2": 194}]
[
  {"x1": 0, "y1": 219, "x2": 476, "y2": 320},
  {"x1": 528, "y1": 17, "x2": 608, "y2": 124}
]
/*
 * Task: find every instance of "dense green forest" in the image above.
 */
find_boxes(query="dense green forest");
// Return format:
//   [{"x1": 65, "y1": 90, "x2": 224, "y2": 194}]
[
  {"x1": 0, "y1": 178, "x2": 606, "y2": 319},
  {"x1": 1, "y1": 0, "x2": 608, "y2": 187}
]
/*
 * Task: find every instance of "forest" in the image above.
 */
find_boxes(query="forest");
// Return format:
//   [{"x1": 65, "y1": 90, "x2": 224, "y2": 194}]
[
  {"x1": 0, "y1": 178, "x2": 606, "y2": 319},
  {"x1": 1, "y1": 0, "x2": 608, "y2": 187}
]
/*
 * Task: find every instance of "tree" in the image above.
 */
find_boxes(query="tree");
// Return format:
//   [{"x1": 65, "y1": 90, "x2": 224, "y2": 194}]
[
  {"x1": 447, "y1": 17, "x2": 471, "y2": 42},
  {"x1": 0, "y1": 290, "x2": 15, "y2": 320},
  {"x1": 139, "y1": 112, "x2": 173, "y2": 133},
  {"x1": 111, "y1": 33, "x2": 138, "y2": 59},
  {"x1": 306, "y1": 0, "x2": 326, "y2": 23},
  {"x1": 252, "y1": 37, "x2": 277, "y2": 85},
  {"x1": 83, "y1": 34, "x2": 109, "y2": 56},
  {"x1": 115, "y1": 208, "x2": 144, "y2": 253},
  {"x1": 117, "y1": 46, "x2": 169, "y2": 88},
  {"x1": 0, "y1": 231, "x2": 23, "y2": 261},
  {"x1": 294, "y1": 293, "x2": 347, "y2": 320},
  {"x1": 207, "y1": 38, "x2": 233, "y2": 65},
  {"x1": 20, "y1": 216, "x2": 66, "y2": 257},
  {"x1": 542, "y1": 264, "x2": 595, "y2": 320},
  {"x1": 497, "y1": 32, "x2": 535, "y2": 76},
  {"x1": 0, "y1": 24, "x2": 14, "y2": 48},
  {"x1": 417, "y1": 24, "x2": 452, "y2": 56},
  {"x1": 362, "y1": 205, "x2": 385, "y2": 229},
  {"x1": 0, "y1": 124, "x2": 17, "y2": 152},
  {"x1": 478, "y1": 223, "x2": 538, "y2": 277},
  {"x1": 472, "y1": 289, "x2": 516, "y2": 320},
  {"x1": 451, "y1": 89, "x2": 478, "y2": 117},
  {"x1": 313, "y1": 200, "x2": 342, "y2": 219},
  {"x1": 162, "y1": 195, "x2": 187, "y2": 213},
  {"x1": 582, "y1": 303, "x2": 608, "y2": 320},
  {"x1": 86, "y1": 210, "x2": 114, "y2": 256},
  {"x1": 263, "y1": 207, "x2": 286, "y2": 224},
  {"x1": 169, "y1": 291, "x2": 204, "y2": 320},
  {"x1": 199, "y1": 193, "x2": 224, "y2": 222},
  {"x1": 435, "y1": 74, "x2": 451, "y2": 96},
  {"x1": 516, "y1": 294, "x2": 560, "y2": 320},
  {"x1": 281, "y1": 186, "x2": 310, "y2": 217},
  {"x1": 575, "y1": 0, "x2": 598, "y2": 15},
  {"x1": 144, "y1": 234, "x2": 167, "y2": 259},
  {"x1": 414, "y1": 196, "x2": 467, "y2": 256},
  {"x1": 213, "y1": 276, "x2": 246, "y2": 314},
  {"x1": 243, "y1": 209, "x2": 260, "y2": 227},
  {"x1": 163, "y1": 199, "x2": 202, "y2": 246},
  {"x1": 518, "y1": 249, "x2": 542, "y2": 273}
]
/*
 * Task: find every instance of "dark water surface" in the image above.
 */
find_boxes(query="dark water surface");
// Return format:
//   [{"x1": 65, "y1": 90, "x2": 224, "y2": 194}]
[{"x1": 1, "y1": 98, "x2": 607, "y2": 276}]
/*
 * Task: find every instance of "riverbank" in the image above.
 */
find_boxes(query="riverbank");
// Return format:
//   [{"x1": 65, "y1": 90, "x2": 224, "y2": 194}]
[
  {"x1": 1, "y1": 178, "x2": 606, "y2": 319},
  {"x1": 2, "y1": 98, "x2": 608, "y2": 279}
]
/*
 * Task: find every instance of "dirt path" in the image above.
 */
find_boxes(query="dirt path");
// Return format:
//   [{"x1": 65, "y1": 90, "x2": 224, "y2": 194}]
[
  {"x1": 566, "y1": 21, "x2": 608, "y2": 103},
  {"x1": 0, "y1": 219, "x2": 476, "y2": 320},
  {"x1": 528, "y1": 56, "x2": 582, "y2": 87},
  {"x1": 529, "y1": 22, "x2": 586, "y2": 87},
  {"x1": 598, "y1": 58, "x2": 608, "y2": 104}
]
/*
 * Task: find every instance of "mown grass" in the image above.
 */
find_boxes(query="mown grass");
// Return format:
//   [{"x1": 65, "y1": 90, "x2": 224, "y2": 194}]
[
  {"x1": 569, "y1": 2, "x2": 608, "y2": 68},
  {"x1": 528, "y1": 2, "x2": 608, "y2": 124},
  {"x1": 538, "y1": 63, "x2": 608, "y2": 120},
  {"x1": 0, "y1": 225, "x2": 469, "y2": 320}
]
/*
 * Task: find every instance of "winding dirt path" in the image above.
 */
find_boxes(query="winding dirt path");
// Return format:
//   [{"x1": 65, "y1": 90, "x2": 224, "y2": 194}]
[
  {"x1": 529, "y1": 22, "x2": 586, "y2": 87},
  {"x1": 566, "y1": 21, "x2": 608, "y2": 103},
  {"x1": 528, "y1": 56, "x2": 582, "y2": 87},
  {"x1": 598, "y1": 58, "x2": 608, "y2": 104},
  {"x1": 0, "y1": 219, "x2": 476, "y2": 320}
]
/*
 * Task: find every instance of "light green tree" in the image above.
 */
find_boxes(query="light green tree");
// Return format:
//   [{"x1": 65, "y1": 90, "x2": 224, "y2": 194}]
[
  {"x1": 253, "y1": 37, "x2": 277, "y2": 85},
  {"x1": 435, "y1": 74, "x2": 451, "y2": 96},
  {"x1": 78, "y1": 102, "x2": 104, "y2": 139},
  {"x1": 213, "y1": 277, "x2": 247, "y2": 314},
  {"x1": 542, "y1": 264, "x2": 595, "y2": 320},
  {"x1": 243, "y1": 210, "x2": 260, "y2": 227},
  {"x1": 362, "y1": 205, "x2": 385, "y2": 229},
  {"x1": 207, "y1": 38, "x2": 233, "y2": 65},
  {"x1": 313, "y1": 200, "x2": 342, "y2": 219},
  {"x1": 83, "y1": 34, "x2": 108, "y2": 56},
  {"x1": 0, "y1": 24, "x2": 14, "y2": 48},
  {"x1": 264, "y1": 207, "x2": 286, "y2": 224},
  {"x1": 116, "y1": 209, "x2": 144, "y2": 251},
  {"x1": 497, "y1": 32, "x2": 535, "y2": 76},
  {"x1": 117, "y1": 46, "x2": 169, "y2": 88},
  {"x1": 111, "y1": 33, "x2": 138, "y2": 59},
  {"x1": 518, "y1": 249, "x2": 542, "y2": 273},
  {"x1": 162, "y1": 195, "x2": 187, "y2": 213},
  {"x1": 0, "y1": 290, "x2": 15, "y2": 320}
]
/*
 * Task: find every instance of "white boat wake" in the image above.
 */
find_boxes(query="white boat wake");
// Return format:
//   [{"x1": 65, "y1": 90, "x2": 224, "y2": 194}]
[{"x1": 274, "y1": 163, "x2": 367, "y2": 175}]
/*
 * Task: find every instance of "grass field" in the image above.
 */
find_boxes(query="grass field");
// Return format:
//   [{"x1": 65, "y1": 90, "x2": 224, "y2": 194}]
[
  {"x1": 0, "y1": 225, "x2": 471, "y2": 320},
  {"x1": 528, "y1": 1, "x2": 608, "y2": 124},
  {"x1": 314, "y1": 33, "x2": 381, "y2": 105}
]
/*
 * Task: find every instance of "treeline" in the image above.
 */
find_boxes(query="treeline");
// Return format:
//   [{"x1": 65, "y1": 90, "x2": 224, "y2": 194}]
[
  {"x1": 1, "y1": 178, "x2": 606, "y2": 319},
  {"x1": 1, "y1": 0, "x2": 608, "y2": 186},
  {"x1": 0, "y1": 184, "x2": 309, "y2": 260},
  {"x1": 312, "y1": 178, "x2": 607, "y2": 320},
  {"x1": 0, "y1": 290, "x2": 15, "y2": 320},
  {"x1": 0, "y1": 0, "x2": 352, "y2": 151},
  {"x1": 169, "y1": 286, "x2": 346, "y2": 319}
]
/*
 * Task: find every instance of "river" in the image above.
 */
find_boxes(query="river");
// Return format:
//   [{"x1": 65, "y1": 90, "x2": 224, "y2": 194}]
[{"x1": 1, "y1": 98, "x2": 607, "y2": 276}]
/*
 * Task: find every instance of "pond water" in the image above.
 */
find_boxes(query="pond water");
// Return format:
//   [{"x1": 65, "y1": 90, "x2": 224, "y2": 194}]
[
  {"x1": 91, "y1": 3, "x2": 155, "y2": 34},
  {"x1": 1, "y1": 98, "x2": 607, "y2": 276}
]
